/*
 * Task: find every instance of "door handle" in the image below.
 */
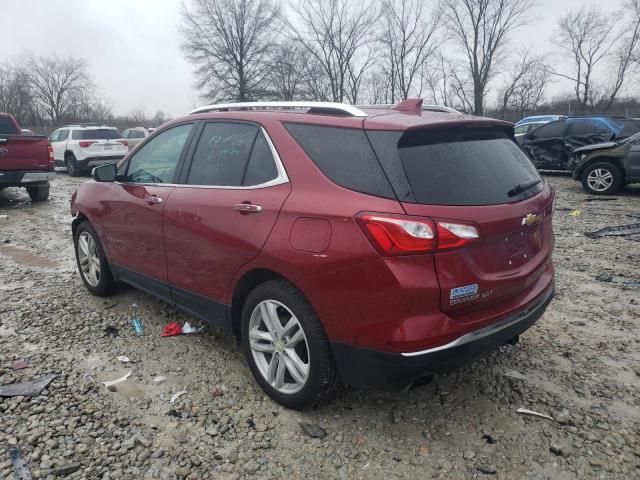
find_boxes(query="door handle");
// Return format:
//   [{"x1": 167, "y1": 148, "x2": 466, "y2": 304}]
[
  {"x1": 146, "y1": 195, "x2": 163, "y2": 205},
  {"x1": 234, "y1": 203, "x2": 262, "y2": 213}
]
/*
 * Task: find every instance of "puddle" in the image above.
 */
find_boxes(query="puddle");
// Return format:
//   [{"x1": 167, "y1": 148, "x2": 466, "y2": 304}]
[{"x1": 0, "y1": 244, "x2": 59, "y2": 269}]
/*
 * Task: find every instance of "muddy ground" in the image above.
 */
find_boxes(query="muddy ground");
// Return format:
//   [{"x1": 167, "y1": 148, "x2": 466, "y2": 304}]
[{"x1": 0, "y1": 172, "x2": 639, "y2": 480}]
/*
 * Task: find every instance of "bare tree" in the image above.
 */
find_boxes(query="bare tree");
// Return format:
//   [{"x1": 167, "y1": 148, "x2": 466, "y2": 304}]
[
  {"x1": 24, "y1": 55, "x2": 93, "y2": 124},
  {"x1": 555, "y1": 6, "x2": 622, "y2": 114},
  {"x1": 424, "y1": 54, "x2": 474, "y2": 112},
  {"x1": 152, "y1": 111, "x2": 169, "y2": 126},
  {"x1": 443, "y1": 0, "x2": 537, "y2": 115},
  {"x1": 498, "y1": 53, "x2": 551, "y2": 117},
  {"x1": 269, "y1": 41, "x2": 307, "y2": 100},
  {"x1": 601, "y1": 0, "x2": 640, "y2": 112},
  {"x1": 181, "y1": 0, "x2": 281, "y2": 102},
  {"x1": 287, "y1": 0, "x2": 378, "y2": 103},
  {"x1": 0, "y1": 64, "x2": 38, "y2": 126},
  {"x1": 379, "y1": 0, "x2": 442, "y2": 102}
]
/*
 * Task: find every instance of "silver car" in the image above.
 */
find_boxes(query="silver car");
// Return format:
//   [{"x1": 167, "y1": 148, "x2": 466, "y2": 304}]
[{"x1": 121, "y1": 127, "x2": 153, "y2": 151}]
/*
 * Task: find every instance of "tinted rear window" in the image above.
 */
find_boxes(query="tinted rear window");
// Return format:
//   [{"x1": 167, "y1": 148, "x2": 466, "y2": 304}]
[
  {"x1": 72, "y1": 129, "x2": 121, "y2": 140},
  {"x1": 0, "y1": 116, "x2": 19, "y2": 135},
  {"x1": 370, "y1": 127, "x2": 542, "y2": 206},
  {"x1": 284, "y1": 123, "x2": 395, "y2": 199}
]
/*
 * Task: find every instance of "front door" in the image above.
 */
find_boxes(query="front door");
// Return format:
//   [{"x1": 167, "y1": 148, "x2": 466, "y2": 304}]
[
  {"x1": 50, "y1": 129, "x2": 68, "y2": 163},
  {"x1": 163, "y1": 122, "x2": 291, "y2": 326},
  {"x1": 522, "y1": 120, "x2": 567, "y2": 169},
  {"x1": 97, "y1": 123, "x2": 195, "y2": 300}
]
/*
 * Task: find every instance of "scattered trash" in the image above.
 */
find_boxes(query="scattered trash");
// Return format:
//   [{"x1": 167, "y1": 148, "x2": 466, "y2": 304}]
[
  {"x1": 161, "y1": 322, "x2": 182, "y2": 337},
  {"x1": 10, "y1": 359, "x2": 30, "y2": 370},
  {"x1": 569, "y1": 210, "x2": 582, "y2": 217},
  {"x1": 45, "y1": 464, "x2": 82, "y2": 476},
  {"x1": 482, "y1": 434, "x2": 498, "y2": 444},
  {"x1": 476, "y1": 464, "x2": 497, "y2": 475},
  {"x1": 104, "y1": 326, "x2": 119, "y2": 337},
  {"x1": 299, "y1": 422, "x2": 327, "y2": 439},
  {"x1": 106, "y1": 385, "x2": 117, "y2": 392},
  {"x1": 131, "y1": 303, "x2": 138, "y2": 308},
  {"x1": 152, "y1": 375, "x2": 167, "y2": 384},
  {"x1": 116, "y1": 356, "x2": 131, "y2": 363},
  {"x1": 516, "y1": 407, "x2": 553, "y2": 421},
  {"x1": 182, "y1": 322, "x2": 204, "y2": 334},
  {"x1": 595, "y1": 273, "x2": 613, "y2": 282},
  {"x1": 550, "y1": 444, "x2": 563, "y2": 456},
  {"x1": 595, "y1": 273, "x2": 640, "y2": 289},
  {"x1": 361, "y1": 463, "x2": 370, "y2": 470},
  {"x1": 167, "y1": 409, "x2": 182, "y2": 418},
  {"x1": 132, "y1": 318, "x2": 144, "y2": 336},
  {"x1": 8, "y1": 445, "x2": 32, "y2": 480},
  {"x1": 101, "y1": 372, "x2": 132, "y2": 389},
  {"x1": 584, "y1": 197, "x2": 618, "y2": 202},
  {"x1": 170, "y1": 391, "x2": 187, "y2": 404},
  {"x1": 0, "y1": 374, "x2": 55, "y2": 398},
  {"x1": 586, "y1": 223, "x2": 640, "y2": 238}
]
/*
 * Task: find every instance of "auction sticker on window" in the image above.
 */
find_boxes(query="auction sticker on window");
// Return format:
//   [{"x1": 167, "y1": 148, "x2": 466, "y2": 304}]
[{"x1": 449, "y1": 283, "x2": 479, "y2": 305}]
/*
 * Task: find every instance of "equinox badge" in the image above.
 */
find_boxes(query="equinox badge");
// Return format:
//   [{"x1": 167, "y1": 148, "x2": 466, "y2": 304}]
[{"x1": 521, "y1": 213, "x2": 541, "y2": 226}]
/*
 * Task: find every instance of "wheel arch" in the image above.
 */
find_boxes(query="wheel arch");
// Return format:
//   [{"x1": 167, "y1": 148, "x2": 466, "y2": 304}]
[
  {"x1": 578, "y1": 156, "x2": 623, "y2": 178},
  {"x1": 230, "y1": 268, "x2": 306, "y2": 341}
]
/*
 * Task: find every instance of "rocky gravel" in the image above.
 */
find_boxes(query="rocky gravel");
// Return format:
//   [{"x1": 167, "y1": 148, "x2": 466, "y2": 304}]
[{"x1": 1, "y1": 172, "x2": 639, "y2": 479}]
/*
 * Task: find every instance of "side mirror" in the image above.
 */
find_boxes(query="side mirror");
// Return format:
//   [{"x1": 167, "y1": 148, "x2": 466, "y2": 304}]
[{"x1": 92, "y1": 163, "x2": 117, "y2": 182}]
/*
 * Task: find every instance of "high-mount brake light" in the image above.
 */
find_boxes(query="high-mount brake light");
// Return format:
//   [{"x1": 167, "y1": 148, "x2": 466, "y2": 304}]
[{"x1": 356, "y1": 214, "x2": 479, "y2": 256}]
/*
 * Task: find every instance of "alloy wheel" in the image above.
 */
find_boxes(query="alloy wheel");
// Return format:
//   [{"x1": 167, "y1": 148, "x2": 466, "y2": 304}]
[
  {"x1": 77, "y1": 231, "x2": 101, "y2": 287},
  {"x1": 248, "y1": 300, "x2": 310, "y2": 395},
  {"x1": 587, "y1": 168, "x2": 613, "y2": 192}
]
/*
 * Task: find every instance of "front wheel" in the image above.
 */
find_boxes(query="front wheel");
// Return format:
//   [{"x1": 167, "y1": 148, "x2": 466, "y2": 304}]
[
  {"x1": 581, "y1": 162, "x2": 622, "y2": 195},
  {"x1": 26, "y1": 182, "x2": 49, "y2": 202},
  {"x1": 73, "y1": 221, "x2": 116, "y2": 295},
  {"x1": 241, "y1": 280, "x2": 339, "y2": 410}
]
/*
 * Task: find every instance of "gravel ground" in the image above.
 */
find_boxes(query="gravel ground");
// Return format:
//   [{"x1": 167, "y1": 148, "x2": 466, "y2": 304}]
[{"x1": 0, "y1": 172, "x2": 639, "y2": 480}]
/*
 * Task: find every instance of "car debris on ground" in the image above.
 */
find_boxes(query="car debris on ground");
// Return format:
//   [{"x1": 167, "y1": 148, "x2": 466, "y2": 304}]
[
  {"x1": 0, "y1": 374, "x2": 55, "y2": 398},
  {"x1": 586, "y1": 222, "x2": 640, "y2": 238}
]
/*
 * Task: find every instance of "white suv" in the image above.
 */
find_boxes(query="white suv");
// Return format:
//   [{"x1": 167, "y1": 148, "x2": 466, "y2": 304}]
[{"x1": 49, "y1": 125, "x2": 128, "y2": 176}]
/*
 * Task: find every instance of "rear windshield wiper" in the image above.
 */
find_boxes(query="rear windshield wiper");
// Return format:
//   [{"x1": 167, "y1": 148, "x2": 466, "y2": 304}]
[{"x1": 507, "y1": 179, "x2": 541, "y2": 197}]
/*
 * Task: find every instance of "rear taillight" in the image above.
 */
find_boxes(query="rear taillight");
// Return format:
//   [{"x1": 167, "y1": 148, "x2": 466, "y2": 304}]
[
  {"x1": 118, "y1": 140, "x2": 128, "y2": 146},
  {"x1": 79, "y1": 141, "x2": 96, "y2": 148},
  {"x1": 47, "y1": 143, "x2": 54, "y2": 169},
  {"x1": 356, "y1": 213, "x2": 479, "y2": 256}
]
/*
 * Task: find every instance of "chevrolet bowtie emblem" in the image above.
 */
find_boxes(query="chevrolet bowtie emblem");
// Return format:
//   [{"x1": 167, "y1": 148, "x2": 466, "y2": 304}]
[
  {"x1": 0, "y1": 147, "x2": 8, "y2": 157},
  {"x1": 521, "y1": 213, "x2": 539, "y2": 226}
]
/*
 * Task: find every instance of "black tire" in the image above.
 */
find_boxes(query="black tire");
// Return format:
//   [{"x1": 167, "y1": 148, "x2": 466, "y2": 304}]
[
  {"x1": 241, "y1": 279, "x2": 339, "y2": 410},
  {"x1": 73, "y1": 221, "x2": 117, "y2": 296},
  {"x1": 66, "y1": 153, "x2": 81, "y2": 177},
  {"x1": 581, "y1": 162, "x2": 622, "y2": 195},
  {"x1": 26, "y1": 182, "x2": 50, "y2": 202}
]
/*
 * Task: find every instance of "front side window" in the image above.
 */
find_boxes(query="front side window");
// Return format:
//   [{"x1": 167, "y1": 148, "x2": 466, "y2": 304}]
[
  {"x1": 186, "y1": 122, "x2": 259, "y2": 187},
  {"x1": 529, "y1": 120, "x2": 565, "y2": 138},
  {"x1": 49, "y1": 131, "x2": 60, "y2": 142},
  {"x1": 58, "y1": 129, "x2": 69, "y2": 141},
  {"x1": 124, "y1": 124, "x2": 193, "y2": 183}
]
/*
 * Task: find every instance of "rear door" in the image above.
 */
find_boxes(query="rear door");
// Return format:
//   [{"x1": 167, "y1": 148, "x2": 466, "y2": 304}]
[
  {"x1": 163, "y1": 121, "x2": 290, "y2": 324},
  {"x1": 368, "y1": 126, "x2": 554, "y2": 318}
]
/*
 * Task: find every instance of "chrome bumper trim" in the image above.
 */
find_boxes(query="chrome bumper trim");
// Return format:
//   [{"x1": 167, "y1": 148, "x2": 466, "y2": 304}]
[
  {"x1": 20, "y1": 172, "x2": 56, "y2": 183},
  {"x1": 400, "y1": 286, "x2": 554, "y2": 357}
]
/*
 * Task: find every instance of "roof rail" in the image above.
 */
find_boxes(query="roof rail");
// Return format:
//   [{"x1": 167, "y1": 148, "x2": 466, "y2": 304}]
[
  {"x1": 356, "y1": 103, "x2": 462, "y2": 115},
  {"x1": 188, "y1": 101, "x2": 368, "y2": 117}
]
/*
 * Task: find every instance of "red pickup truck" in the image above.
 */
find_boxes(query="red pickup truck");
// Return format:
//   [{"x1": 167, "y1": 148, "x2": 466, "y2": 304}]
[{"x1": 0, "y1": 113, "x2": 55, "y2": 201}]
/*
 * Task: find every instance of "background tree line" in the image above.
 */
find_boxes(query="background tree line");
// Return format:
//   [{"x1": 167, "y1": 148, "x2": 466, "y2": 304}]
[
  {"x1": 181, "y1": 0, "x2": 640, "y2": 118},
  {"x1": 2, "y1": 0, "x2": 640, "y2": 133}
]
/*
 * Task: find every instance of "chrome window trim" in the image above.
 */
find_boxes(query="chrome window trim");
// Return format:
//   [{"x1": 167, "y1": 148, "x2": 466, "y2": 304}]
[{"x1": 116, "y1": 126, "x2": 289, "y2": 190}]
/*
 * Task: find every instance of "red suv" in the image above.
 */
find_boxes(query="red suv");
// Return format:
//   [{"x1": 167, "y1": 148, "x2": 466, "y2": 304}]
[{"x1": 71, "y1": 99, "x2": 555, "y2": 409}]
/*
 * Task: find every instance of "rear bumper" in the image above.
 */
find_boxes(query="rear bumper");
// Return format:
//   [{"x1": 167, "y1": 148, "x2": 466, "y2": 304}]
[
  {"x1": 330, "y1": 283, "x2": 554, "y2": 391},
  {"x1": 0, "y1": 170, "x2": 55, "y2": 186}
]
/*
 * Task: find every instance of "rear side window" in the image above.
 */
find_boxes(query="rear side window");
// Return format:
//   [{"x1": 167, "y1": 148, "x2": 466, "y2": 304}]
[
  {"x1": 284, "y1": 123, "x2": 394, "y2": 199},
  {"x1": 568, "y1": 119, "x2": 610, "y2": 137},
  {"x1": 370, "y1": 127, "x2": 542, "y2": 206},
  {"x1": 0, "y1": 116, "x2": 19, "y2": 134},
  {"x1": 243, "y1": 131, "x2": 278, "y2": 186},
  {"x1": 72, "y1": 129, "x2": 121, "y2": 140},
  {"x1": 529, "y1": 120, "x2": 565, "y2": 138},
  {"x1": 187, "y1": 123, "x2": 258, "y2": 187},
  {"x1": 611, "y1": 119, "x2": 640, "y2": 138}
]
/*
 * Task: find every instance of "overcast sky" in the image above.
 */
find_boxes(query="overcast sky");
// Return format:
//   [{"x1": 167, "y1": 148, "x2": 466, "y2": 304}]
[{"x1": 0, "y1": 0, "x2": 620, "y2": 117}]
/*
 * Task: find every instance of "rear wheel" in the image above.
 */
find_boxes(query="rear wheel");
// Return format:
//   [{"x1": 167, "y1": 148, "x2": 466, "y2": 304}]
[
  {"x1": 26, "y1": 182, "x2": 50, "y2": 202},
  {"x1": 241, "y1": 279, "x2": 339, "y2": 410},
  {"x1": 66, "y1": 153, "x2": 81, "y2": 177},
  {"x1": 581, "y1": 162, "x2": 622, "y2": 195},
  {"x1": 73, "y1": 221, "x2": 116, "y2": 295}
]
